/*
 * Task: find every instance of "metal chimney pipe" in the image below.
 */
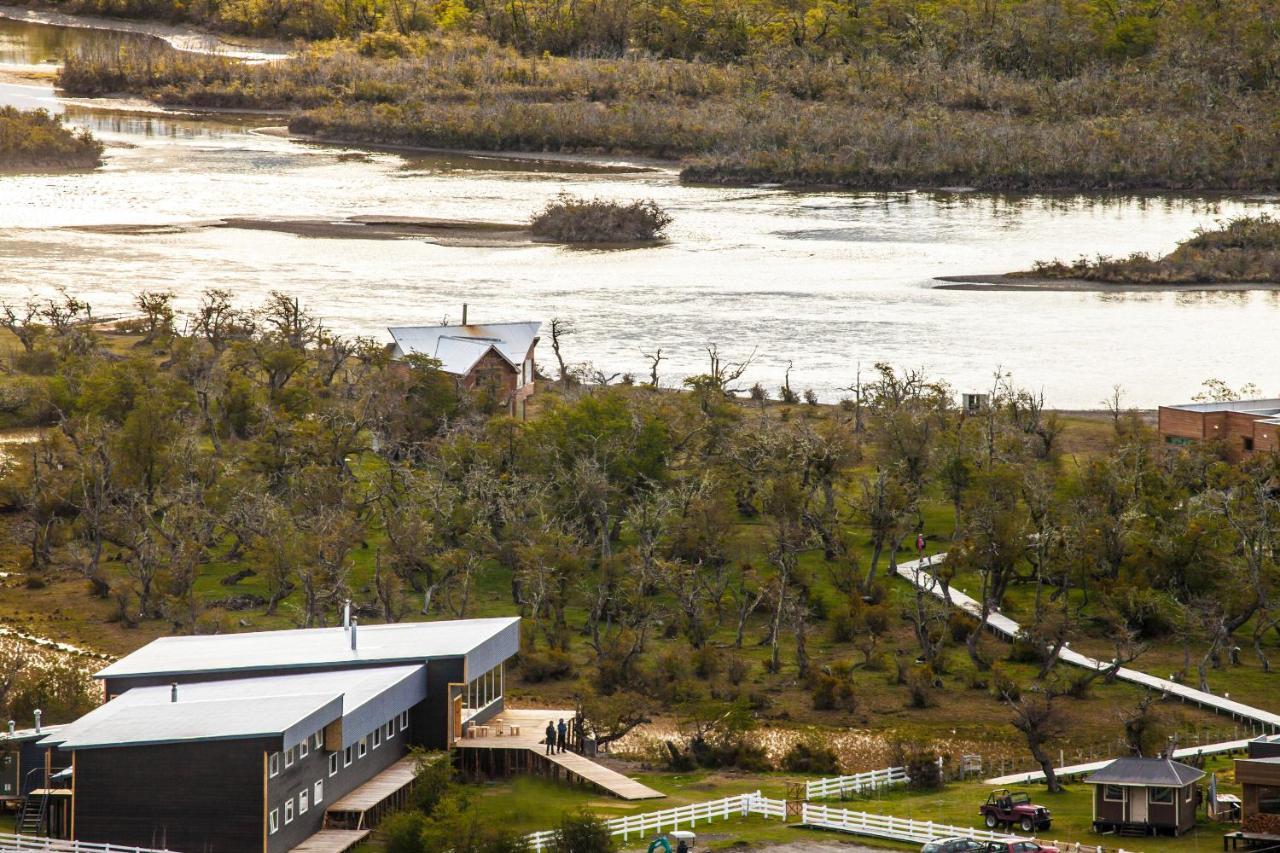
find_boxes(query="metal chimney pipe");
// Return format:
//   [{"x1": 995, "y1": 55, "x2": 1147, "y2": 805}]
[
  {"x1": 350, "y1": 618, "x2": 358, "y2": 651},
  {"x1": 343, "y1": 600, "x2": 351, "y2": 630},
  {"x1": 171, "y1": 683, "x2": 178, "y2": 703},
  {"x1": 7, "y1": 720, "x2": 13, "y2": 736},
  {"x1": 33, "y1": 709, "x2": 41, "y2": 734},
  {"x1": 462, "y1": 303, "x2": 468, "y2": 325}
]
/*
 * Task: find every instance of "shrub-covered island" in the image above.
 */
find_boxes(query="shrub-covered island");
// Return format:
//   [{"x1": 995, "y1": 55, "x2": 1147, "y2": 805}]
[
  {"x1": 0, "y1": 107, "x2": 104, "y2": 172},
  {"x1": 53, "y1": 0, "x2": 1280, "y2": 191},
  {"x1": 530, "y1": 197, "x2": 672, "y2": 244},
  {"x1": 1025, "y1": 215, "x2": 1280, "y2": 284}
]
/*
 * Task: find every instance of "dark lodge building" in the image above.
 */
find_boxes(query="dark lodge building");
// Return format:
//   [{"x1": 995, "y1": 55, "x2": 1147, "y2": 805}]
[
  {"x1": 30, "y1": 616, "x2": 519, "y2": 853},
  {"x1": 1085, "y1": 757, "x2": 1204, "y2": 836}
]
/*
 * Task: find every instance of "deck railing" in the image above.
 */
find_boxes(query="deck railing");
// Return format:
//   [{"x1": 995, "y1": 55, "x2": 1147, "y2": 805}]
[
  {"x1": 0, "y1": 834, "x2": 171, "y2": 853},
  {"x1": 805, "y1": 766, "x2": 909, "y2": 800}
]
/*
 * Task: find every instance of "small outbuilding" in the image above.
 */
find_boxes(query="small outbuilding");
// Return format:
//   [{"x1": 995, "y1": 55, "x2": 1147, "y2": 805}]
[{"x1": 1085, "y1": 757, "x2": 1204, "y2": 836}]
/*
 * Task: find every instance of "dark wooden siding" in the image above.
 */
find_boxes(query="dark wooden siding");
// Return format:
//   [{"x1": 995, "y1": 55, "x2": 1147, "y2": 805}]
[
  {"x1": 422, "y1": 659, "x2": 465, "y2": 749},
  {"x1": 74, "y1": 739, "x2": 267, "y2": 853},
  {"x1": 1094, "y1": 786, "x2": 1126, "y2": 823}
]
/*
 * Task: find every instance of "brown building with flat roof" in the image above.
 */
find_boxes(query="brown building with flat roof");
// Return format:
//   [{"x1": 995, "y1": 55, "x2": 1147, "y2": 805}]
[{"x1": 1158, "y1": 399, "x2": 1280, "y2": 461}]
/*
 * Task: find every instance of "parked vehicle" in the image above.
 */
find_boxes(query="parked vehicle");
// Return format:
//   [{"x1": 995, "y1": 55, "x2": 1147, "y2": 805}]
[
  {"x1": 979, "y1": 789, "x2": 1053, "y2": 832},
  {"x1": 985, "y1": 841, "x2": 1059, "y2": 853},
  {"x1": 922, "y1": 838, "x2": 988, "y2": 853}
]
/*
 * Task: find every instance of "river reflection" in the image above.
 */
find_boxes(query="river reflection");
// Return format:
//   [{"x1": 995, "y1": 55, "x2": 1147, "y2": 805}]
[
  {"x1": 0, "y1": 15, "x2": 162, "y2": 64},
  {"x1": 1, "y1": 19, "x2": 1279, "y2": 407}
]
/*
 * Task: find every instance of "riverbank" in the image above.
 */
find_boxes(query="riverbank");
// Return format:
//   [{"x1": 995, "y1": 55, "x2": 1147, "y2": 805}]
[
  {"x1": 0, "y1": 3, "x2": 288, "y2": 59},
  {"x1": 0, "y1": 103, "x2": 101, "y2": 169},
  {"x1": 933, "y1": 274, "x2": 1280, "y2": 293}
]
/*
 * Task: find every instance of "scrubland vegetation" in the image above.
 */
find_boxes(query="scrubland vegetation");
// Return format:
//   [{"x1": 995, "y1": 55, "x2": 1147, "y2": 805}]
[
  {"x1": 1, "y1": 289, "x2": 1278, "y2": 781},
  {"x1": 0, "y1": 107, "x2": 103, "y2": 171},
  {"x1": 1030, "y1": 214, "x2": 1280, "y2": 284},
  {"x1": 54, "y1": 0, "x2": 1280, "y2": 189},
  {"x1": 530, "y1": 197, "x2": 672, "y2": 243}
]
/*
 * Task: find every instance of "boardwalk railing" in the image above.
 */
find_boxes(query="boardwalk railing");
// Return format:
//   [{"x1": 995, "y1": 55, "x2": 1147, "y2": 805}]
[
  {"x1": 801, "y1": 804, "x2": 1140, "y2": 853},
  {"x1": 526, "y1": 791, "x2": 783, "y2": 851},
  {"x1": 0, "y1": 835, "x2": 171, "y2": 853},
  {"x1": 806, "y1": 766, "x2": 909, "y2": 800}
]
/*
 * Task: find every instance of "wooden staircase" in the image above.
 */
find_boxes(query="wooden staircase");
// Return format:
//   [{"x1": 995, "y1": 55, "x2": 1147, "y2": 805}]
[{"x1": 16, "y1": 790, "x2": 49, "y2": 836}]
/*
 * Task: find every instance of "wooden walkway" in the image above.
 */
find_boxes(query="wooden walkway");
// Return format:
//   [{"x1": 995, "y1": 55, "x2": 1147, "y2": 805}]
[
  {"x1": 289, "y1": 829, "x2": 371, "y2": 853},
  {"x1": 325, "y1": 755, "x2": 419, "y2": 830},
  {"x1": 898, "y1": 555, "x2": 1273, "y2": 783},
  {"x1": 456, "y1": 708, "x2": 664, "y2": 800}
]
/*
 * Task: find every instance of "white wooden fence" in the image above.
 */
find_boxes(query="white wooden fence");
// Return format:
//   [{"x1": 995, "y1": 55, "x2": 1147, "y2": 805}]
[
  {"x1": 0, "y1": 835, "x2": 171, "y2": 853},
  {"x1": 806, "y1": 766, "x2": 909, "y2": 800},
  {"x1": 800, "y1": 804, "x2": 1141, "y2": 853},
  {"x1": 526, "y1": 791, "x2": 783, "y2": 851}
]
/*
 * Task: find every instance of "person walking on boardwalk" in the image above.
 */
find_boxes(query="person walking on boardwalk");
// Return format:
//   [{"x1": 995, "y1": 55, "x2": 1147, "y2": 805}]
[
  {"x1": 545, "y1": 721, "x2": 556, "y2": 755},
  {"x1": 557, "y1": 718, "x2": 568, "y2": 753}
]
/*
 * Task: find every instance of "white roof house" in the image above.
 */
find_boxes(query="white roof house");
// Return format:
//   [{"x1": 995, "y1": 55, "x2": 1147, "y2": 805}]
[{"x1": 388, "y1": 322, "x2": 540, "y2": 379}]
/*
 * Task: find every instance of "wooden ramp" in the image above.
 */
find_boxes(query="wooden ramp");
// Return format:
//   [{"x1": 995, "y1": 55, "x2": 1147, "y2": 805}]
[
  {"x1": 290, "y1": 829, "x2": 371, "y2": 853},
  {"x1": 455, "y1": 708, "x2": 664, "y2": 801},
  {"x1": 325, "y1": 756, "x2": 419, "y2": 830}
]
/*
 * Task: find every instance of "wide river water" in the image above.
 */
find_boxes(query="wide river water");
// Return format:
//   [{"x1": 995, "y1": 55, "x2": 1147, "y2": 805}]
[{"x1": 1, "y1": 16, "x2": 1278, "y2": 407}]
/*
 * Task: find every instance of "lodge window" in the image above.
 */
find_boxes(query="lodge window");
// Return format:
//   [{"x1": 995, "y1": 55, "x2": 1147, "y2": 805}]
[
  {"x1": 462, "y1": 661, "x2": 504, "y2": 722},
  {"x1": 1150, "y1": 787, "x2": 1173, "y2": 805},
  {"x1": 299, "y1": 740, "x2": 310, "y2": 759},
  {"x1": 284, "y1": 799, "x2": 295, "y2": 825},
  {"x1": 373, "y1": 728, "x2": 381, "y2": 749},
  {"x1": 314, "y1": 780, "x2": 324, "y2": 805},
  {"x1": 1186, "y1": 786, "x2": 1194, "y2": 803},
  {"x1": 270, "y1": 752, "x2": 280, "y2": 778},
  {"x1": 299, "y1": 789, "x2": 309, "y2": 814},
  {"x1": 1256, "y1": 785, "x2": 1280, "y2": 814},
  {"x1": 344, "y1": 746, "x2": 353, "y2": 767},
  {"x1": 329, "y1": 753, "x2": 338, "y2": 777},
  {"x1": 313, "y1": 732, "x2": 323, "y2": 750},
  {"x1": 1244, "y1": 436, "x2": 1255, "y2": 451},
  {"x1": 1104, "y1": 785, "x2": 1124, "y2": 802},
  {"x1": 285, "y1": 747, "x2": 295, "y2": 768},
  {"x1": 358, "y1": 739, "x2": 368, "y2": 759},
  {"x1": 399, "y1": 711, "x2": 409, "y2": 729},
  {"x1": 386, "y1": 721, "x2": 394, "y2": 740},
  {"x1": 269, "y1": 810, "x2": 279, "y2": 834}
]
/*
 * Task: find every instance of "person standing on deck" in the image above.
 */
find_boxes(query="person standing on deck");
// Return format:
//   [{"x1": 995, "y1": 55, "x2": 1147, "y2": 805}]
[
  {"x1": 557, "y1": 718, "x2": 568, "y2": 753},
  {"x1": 545, "y1": 721, "x2": 556, "y2": 754}
]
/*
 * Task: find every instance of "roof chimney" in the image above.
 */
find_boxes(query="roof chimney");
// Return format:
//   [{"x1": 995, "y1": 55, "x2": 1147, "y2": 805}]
[
  {"x1": 171, "y1": 683, "x2": 178, "y2": 703},
  {"x1": 343, "y1": 600, "x2": 351, "y2": 631},
  {"x1": 33, "y1": 709, "x2": 41, "y2": 734},
  {"x1": 461, "y1": 304, "x2": 468, "y2": 326},
  {"x1": 6, "y1": 720, "x2": 13, "y2": 737},
  {"x1": 351, "y1": 618, "x2": 358, "y2": 651}
]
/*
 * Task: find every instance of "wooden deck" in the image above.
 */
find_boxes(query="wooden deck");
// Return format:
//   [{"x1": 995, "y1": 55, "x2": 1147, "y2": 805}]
[
  {"x1": 455, "y1": 708, "x2": 664, "y2": 801},
  {"x1": 289, "y1": 829, "x2": 372, "y2": 853},
  {"x1": 325, "y1": 755, "x2": 419, "y2": 830}
]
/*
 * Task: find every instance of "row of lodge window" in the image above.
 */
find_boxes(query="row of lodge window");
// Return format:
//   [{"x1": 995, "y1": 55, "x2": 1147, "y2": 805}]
[
  {"x1": 269, "y1": 711, "x2": 410, "y2": 835},
  {"x1": 463, "y1": 662, "x2": 503, "y2": 721},
  {"x1": 1101, "y1": 785, "x2": 1193, "y2": 806}
]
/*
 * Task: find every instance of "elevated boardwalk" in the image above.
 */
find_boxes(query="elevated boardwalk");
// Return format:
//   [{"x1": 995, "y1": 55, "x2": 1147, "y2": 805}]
[
  {"x1": 456, "y1": 708, "x2": 664, "y2": 800},
  {"x1": 325, "y1": 755, "x2": 419, "y2": 830},
  {"x1": 289, "y1": 829, "x2": 372, "y2": 853},
  {"x1": 897, "y1": 555, "x2": 1272, "y2": 783}
]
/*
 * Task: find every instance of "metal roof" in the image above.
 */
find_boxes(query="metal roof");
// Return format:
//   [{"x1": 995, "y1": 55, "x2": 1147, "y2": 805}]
[
  {"x1": 1163, "y1": 398, "x2": 1280, "y2": 415},
  {"x1": 0, "y1": 724, "x2": 65, "y2": 744},
  {"x1": 42, "y1": 666, "x2": 427, "y2": 751},
  {"x1": 96, "y1": 616, "x2": 519, "y2": 681},
  {"x1": 388, "y1": 323, "x2": 539, "y2": 376},
  {"x1": 1084, "y1": 757, "x2": 1205, "y2": 787}
]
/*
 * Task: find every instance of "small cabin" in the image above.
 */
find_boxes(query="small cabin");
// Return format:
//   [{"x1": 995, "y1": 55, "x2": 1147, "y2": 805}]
[
  {"x1": 1086, "y1": 757, "x2": 1204, "y2": 836},
  {"x1": 388, "y1": 319, "x2": 540, "y2": 418}
]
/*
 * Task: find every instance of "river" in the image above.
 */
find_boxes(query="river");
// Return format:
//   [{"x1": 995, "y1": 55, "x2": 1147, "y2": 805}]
[{"x1": 1, "y1": 15, "x2": 1277, "y2": 407}]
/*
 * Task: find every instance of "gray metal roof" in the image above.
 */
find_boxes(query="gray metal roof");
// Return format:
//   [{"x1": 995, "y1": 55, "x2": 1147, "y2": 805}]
[
  {"x1": 388, "y1": 323, "x2": 539, "y2": 375},
  {"x1": 1085, "y1": 757, "x2": 1205, "y2": 787},
  {"x1": 96, "y1": 616, "x2": 519, "y2": 681},
  {"x1": 42, "y1": 665, "x2": 426, "y2": 751},
  {"x1": 1, "y1": 724, "x2": 65, "y2": 744},
  {"x1": 1163, "y1": 398, "x2": 1280, "y2": 415}
]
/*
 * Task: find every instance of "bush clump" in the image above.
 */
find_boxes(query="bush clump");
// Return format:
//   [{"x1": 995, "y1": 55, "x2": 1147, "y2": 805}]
[
  {"x1": 0, "y1": 107, "x2": 103, "y2": 171},
  {"x1": 530, "y1": 196, "x2": 672, "y2": 243}
]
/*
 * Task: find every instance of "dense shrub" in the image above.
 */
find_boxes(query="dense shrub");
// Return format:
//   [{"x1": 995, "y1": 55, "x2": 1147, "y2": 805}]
[
  {"x1": 0, "y1": 107, "x2": 102, "y2": 170},
  {"x1": 518, "y1": 649, "x2": 573, "y2": 682},
  {"x1": 810, "y1": 661, "x2": 858, "y2": 712},
  {"x1": 549, "y1": 810, "x2": 617, "y2": 853},
  {"x1": 530, "y1": 197, "x2": 673, "y2": 243},
  {"x1": 781, "y1": 738, "x2": 841, "y2": 775}
]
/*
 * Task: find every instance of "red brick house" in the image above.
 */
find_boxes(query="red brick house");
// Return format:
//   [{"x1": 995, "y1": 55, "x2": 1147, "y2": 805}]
[
  {"x1": 1158, "y1": 399, "x2": 1280, "y2": 461},
  {"x1": 388, "y1": 321, "x2": 540, "y2": 417}
]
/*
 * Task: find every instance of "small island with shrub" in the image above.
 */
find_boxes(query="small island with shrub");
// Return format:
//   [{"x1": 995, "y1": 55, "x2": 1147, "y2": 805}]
[
  {"x1": 0, "y1": 107, "x2": 104, "y2": 172},
  {"x1": 530, "y1": 196, "x2": 672, "y2": 244},
  {"x1": 938, "y1": 214, "x2": 1280, "y2": 292}
]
